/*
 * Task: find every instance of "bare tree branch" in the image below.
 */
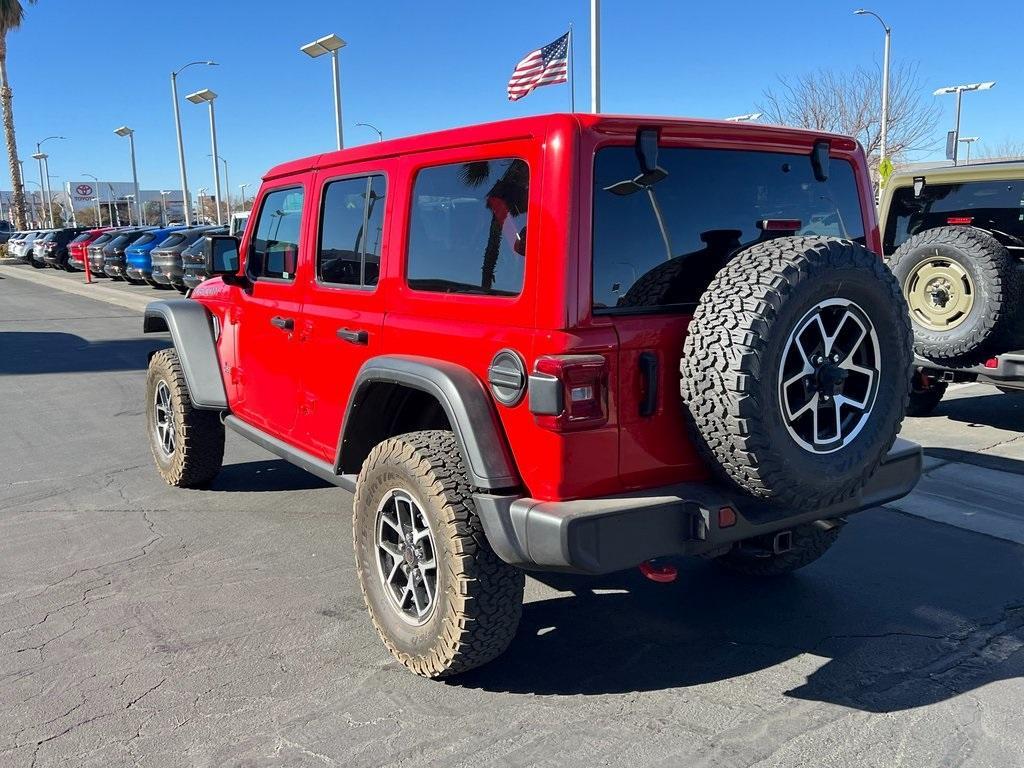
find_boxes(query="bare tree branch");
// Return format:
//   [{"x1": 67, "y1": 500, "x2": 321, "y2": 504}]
[{"x1": 757, "y1": 62, "x2": 940, "y2": 174}]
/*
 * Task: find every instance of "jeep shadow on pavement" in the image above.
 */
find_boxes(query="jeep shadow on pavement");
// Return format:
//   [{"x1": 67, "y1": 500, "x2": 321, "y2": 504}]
[{"x1": 141, "y1": 113, "x2": 923, "y2": 678}]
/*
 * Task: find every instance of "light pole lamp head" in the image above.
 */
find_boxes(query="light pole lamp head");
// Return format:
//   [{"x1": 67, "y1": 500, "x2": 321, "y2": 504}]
[
  {"x1": 31, "y1": 152, "x2": 48, "y2": 160},
  {"x1": 114, "y1": 126, "x2": 134, "y2": 137},
  {"x1": 934, "y1": 81, "x2": 996, "y2": 96},
  {"x1": 186, "y1": 88, "x2": 218, "y2": 104},
  {"x1": 301, "y1": 33, "x2": 346, "y2": 58},
  {"x1": 724, "y1": 113, "x2": 762, "y2": 122}
]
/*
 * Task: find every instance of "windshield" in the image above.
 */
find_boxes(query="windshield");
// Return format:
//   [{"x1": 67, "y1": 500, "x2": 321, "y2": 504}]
[{"x1": 592, "y1": 146, "x2": 866, "y2": 312}]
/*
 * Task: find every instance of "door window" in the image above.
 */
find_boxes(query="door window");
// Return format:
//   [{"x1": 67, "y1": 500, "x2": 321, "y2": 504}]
[
  {"x1": 248, "y1": 187, "x2": 304, "y2": 281},
  {"x1": 318, "y1": 174, "x2": 386, "y2": 287}
]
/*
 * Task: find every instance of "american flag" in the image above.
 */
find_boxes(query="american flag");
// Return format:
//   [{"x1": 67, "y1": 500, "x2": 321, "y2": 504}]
[{"x1": 507, "y1": 32, "x2": 569, "y2": 101}]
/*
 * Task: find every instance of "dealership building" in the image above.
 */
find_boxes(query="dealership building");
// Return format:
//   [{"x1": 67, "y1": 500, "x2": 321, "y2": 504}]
[{"x1": 0, "y1": 182, "x2": 186, "y2": 226}]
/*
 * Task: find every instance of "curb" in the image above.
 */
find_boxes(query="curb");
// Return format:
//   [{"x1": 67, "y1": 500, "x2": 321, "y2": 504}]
[{"x1": 0, "y1": 264, "x2": 153, "y2": 313}]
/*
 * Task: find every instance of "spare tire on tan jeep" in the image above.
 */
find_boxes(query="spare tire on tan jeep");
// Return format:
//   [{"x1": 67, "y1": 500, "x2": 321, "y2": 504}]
[
  {"x1": 887, "y1": 226, "x2": 1022, "y2": 367},
  {"x1": 681, "y1": 236, "x2": 913, "y2": 511}
]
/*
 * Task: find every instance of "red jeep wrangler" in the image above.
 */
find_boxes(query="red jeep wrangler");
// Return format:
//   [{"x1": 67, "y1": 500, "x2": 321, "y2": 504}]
[{"x1": 143, "y1": 114, "x2": 921, "y2": 678}]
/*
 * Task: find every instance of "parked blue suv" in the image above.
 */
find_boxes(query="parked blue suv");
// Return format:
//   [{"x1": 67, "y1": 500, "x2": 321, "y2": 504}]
[{"x1": 125, "y1": 227, "x2": 186, "y2": 286}]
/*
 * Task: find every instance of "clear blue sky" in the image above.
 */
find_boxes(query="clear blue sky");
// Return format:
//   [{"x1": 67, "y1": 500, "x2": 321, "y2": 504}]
[{"x1": 5, "y1": 0, "x2": 1021, "y2": 194}]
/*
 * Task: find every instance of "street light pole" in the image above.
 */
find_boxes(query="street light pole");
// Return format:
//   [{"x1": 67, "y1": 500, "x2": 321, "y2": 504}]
[
  {"x1": 854, "y1": 10, "x2": 891, "y2": 164},
  {"x1": 159, "y1": 190, "x2": 171, "y2": 226},
  {"x1": 934, "y1": 81, "x2": 995, "y2": 166},
  {"x1": 34, "y1": 136, "x2": 66, "y2": 228},
  {"x1": 238, "y1": 183, "x2": 249, "y2": 211},
  {"x1": 300, "y1": 34, "x2": 346, "y2": 150},
  {"x1": 171, "y1": 61, "x2": 217, "y2": 227},
  {"x1": 114, "y1": 126, "x2": 142, "y2": 225},
  {"x1": 186, "y1": 89, "x2": 223, "y2": 225},
  {"x1": 32, "y1": 153, "x2": 46, "y2": 227},
  {"x1": 958, "y1": 136, "x2": 980, "y2": 165},
  {"x1": 590, "y1": 0, "x2": 601, "y2": 113},
  {"x1": 208, "y1": 155, "x2": 230, "y2": 212}
]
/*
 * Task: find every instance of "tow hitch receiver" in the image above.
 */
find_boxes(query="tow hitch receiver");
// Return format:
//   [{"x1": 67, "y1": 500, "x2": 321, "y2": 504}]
[{"x1": 639, "y1": 559, "x2": 678, "y2": 583}]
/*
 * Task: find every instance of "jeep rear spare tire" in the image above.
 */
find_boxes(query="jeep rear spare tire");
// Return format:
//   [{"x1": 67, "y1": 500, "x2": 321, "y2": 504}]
[
  {"x1": 681, "y1": 237, "x2": 912, "y2": 511},
  {"x1": 888, "y1": 226, "x2": 1022, "y2": 367}
]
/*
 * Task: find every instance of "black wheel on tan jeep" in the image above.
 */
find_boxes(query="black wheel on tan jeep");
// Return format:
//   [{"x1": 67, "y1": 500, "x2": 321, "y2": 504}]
[
  {"x1": 888, "y1": 226, "x2": 1022, "y2": 367},
  {"x1": 907, "y1": 372, "x2": 948, "y2": 416},
  {"x1": 681, "y1": 237, "x2": 913, "y2": 511},
  {"x1": 145, "y1": 348, "x2": 224, "y2": 487},
  {"x1": 714, "y1": 521, "x2": 843, "y2": 577},
  {"x1": 353, "y1": 430, "x2": 524, "y2": 678}
]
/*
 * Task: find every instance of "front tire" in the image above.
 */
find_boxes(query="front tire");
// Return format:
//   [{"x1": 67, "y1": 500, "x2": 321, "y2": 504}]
[
  {"x1": 353, "y1": 430, "x2": 524, "y2": 678},
  {"x1": 146, "y1": 348, "x2": 224, "y2": 487}
]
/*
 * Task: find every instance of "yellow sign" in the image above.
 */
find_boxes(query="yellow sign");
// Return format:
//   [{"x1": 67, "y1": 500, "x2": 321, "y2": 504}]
[{"x1": 879, "y1": 157, "x2": 894, "y2": 186}]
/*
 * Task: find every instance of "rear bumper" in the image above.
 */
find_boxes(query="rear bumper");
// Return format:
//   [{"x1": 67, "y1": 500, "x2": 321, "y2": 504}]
[
  {"x1": 917, "y1": 353, "x2": 1024, "y2": 387},
  {"x1": 475, "y1": 438, "x2": 922, "y2": 575}
]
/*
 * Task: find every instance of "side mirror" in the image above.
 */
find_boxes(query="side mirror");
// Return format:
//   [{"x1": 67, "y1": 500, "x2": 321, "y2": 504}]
[{"x1": 204, "y1": 234, "x2": 240, "y2": 276}]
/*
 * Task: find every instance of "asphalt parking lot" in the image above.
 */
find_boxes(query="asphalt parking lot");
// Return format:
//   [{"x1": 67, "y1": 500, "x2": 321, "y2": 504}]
[{"x1": 1, "y1": 265, "x2": 1023, "y2": 767}]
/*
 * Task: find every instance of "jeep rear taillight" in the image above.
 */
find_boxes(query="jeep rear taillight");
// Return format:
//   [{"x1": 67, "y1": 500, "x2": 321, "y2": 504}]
[
  {"x1": 531, "y1": 354, "x2": 608, "y2": 431},
  {"x1": 947, "y1": 216, "x2": 974, "y2": 225}
]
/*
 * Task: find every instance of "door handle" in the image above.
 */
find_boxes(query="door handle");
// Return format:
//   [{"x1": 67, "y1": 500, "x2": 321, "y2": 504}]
[
  {"x1": 270, "y1": 315, "x2": 294, "y2": 331},
  {"x1": 337, "y1": 327, "x2": 369, "y2": 345}
]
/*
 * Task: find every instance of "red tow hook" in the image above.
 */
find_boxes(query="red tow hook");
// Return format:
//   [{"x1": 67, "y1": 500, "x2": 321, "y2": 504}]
[{"x1": 639, "y1": 559, "x2": 678, "y2": 583}]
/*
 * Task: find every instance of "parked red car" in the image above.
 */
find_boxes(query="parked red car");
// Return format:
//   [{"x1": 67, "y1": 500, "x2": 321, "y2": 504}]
[
  {"x1": 143, "y1": 113, "x2": 921, "y2": 677},
  {"x1": 67, "y1": 228, "x2": 110, "y2": 271}
]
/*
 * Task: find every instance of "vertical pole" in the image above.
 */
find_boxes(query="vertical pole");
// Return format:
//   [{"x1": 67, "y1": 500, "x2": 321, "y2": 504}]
[
  {"x1": 171, "y1": 73, "x2": 192, "y2": 226},
  {"x1": 209, "y1": 103, "x2": 223, "y2": 225},
  {"x1": 65, "y1": 182, "x2": 76, "y2": 227},
  {"x1": 41, "y1": 156, "x2": 53, "y2": 227},
  {"x1": 332, "y1": 49, "x2": 344, "y2": 150},
  {"x1": 94, "y1": 195, "x2": 101, "y2": 227},
  {"x1": 952, "y1": 88, "x2": 963, "y2": 166},
  {"x1": 222, "y1": 158, "x2": 231, "y2": 214},
  {"x1": 35, "y1": 156, "x2": 45, "y2": 227},
  {"x1": 880, "y1": 26, "x2": 890, "y2": 163},
  {"x1": 128, "y1": 132, "x2": 141, "y2": 225},
  {"x1": 590, "y1": 0, "x2": 601, "y2": 113},
  {"x1": 568, "y1": 24, "x2": 575, "y2": 113}
]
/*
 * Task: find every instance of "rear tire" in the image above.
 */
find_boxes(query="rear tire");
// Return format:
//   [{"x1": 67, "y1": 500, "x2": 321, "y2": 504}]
[
  {"x1": 146, "y1": 348, "x2": 224, "y2": 488},
  {"x1": 681, "y1": 237, "x2": 912, "y2": 511},
  {"x1": 888, "y1": 227, "x2": 1022, "y2": 367},
  {"x1": 353, "y1": 430, "x2": 524, "y2": 678},
  {"x1": 715, "y1": 521, "x2": 842, "y2": 577}
]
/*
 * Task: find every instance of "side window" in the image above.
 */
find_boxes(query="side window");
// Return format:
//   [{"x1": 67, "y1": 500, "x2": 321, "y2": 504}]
[
  {"x1": 318, "y1": 174, "x2": 386, "y2": 287},
  {"x1": 248, "y1": 187, "x2": 304, "y2": 281},
  {"x1": 407, "y1": 158, "x2": 528, "y2": 296}
]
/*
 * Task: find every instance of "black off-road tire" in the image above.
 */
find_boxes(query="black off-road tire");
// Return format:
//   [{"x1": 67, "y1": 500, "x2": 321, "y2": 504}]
[
  {"x1": 353, "y1": 430, "x2": 524, "y2": 678},
  {"x1": 681, "y1": 237, "x2": 913, "y2": 511},
  {"x1": 888, "y1": 227, "x2": 1022, "y2": 367},
  {"x1": 145, "y1": 348, "x2": 224, "y2": 488},
  {"x1": 906, "y1": 374, "x2": 948, "y2": 416},
  {"x1": 715, "y1": 521, "x2": 842, "y2": 577}
]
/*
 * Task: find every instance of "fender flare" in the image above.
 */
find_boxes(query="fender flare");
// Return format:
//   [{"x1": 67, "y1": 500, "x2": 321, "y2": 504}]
[
  {"x1": 142, "y1": 299, "x2": 227, "y2": 410},
  {"x1": 337, "y1": 355, "x2": 520, "y2": 491}
]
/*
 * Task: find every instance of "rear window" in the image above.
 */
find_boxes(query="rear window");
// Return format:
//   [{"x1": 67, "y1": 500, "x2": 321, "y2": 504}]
[
  {"x1": 592, "y1": 146, "x2": 866, "y2": 313},
  {"x1": 406, "y1": 158, "x2": 528, "y2": 296},
  {"x1": 158, "y1": 233, "x2": 186, "y2": 248},
  {"x1": 884, "y1": 179, "x2": 1024, "y2": 253},
  {"x1": 91, "y1": 234, "x2": 112, "y2": 246},
  {"x1": 70, "y1": 233, "x2": 91, "y2": 244},
  {"x1": 132, "y1": 233, "x2": 155, "y2": 247}
]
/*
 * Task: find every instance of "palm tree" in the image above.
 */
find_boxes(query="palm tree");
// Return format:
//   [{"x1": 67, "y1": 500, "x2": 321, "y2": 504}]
[{"x1": 0, "y1": 0, "x2": 33, "y2": 229}]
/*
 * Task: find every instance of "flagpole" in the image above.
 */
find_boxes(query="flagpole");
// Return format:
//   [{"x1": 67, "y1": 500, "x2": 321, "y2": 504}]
[
  {"x1": 568, "y1": 23, "x2": 575, "y2": 112},
  {"x1": 590, "y1": 0, "x2": 600, "y2": 113}
]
